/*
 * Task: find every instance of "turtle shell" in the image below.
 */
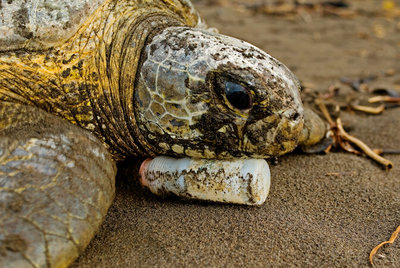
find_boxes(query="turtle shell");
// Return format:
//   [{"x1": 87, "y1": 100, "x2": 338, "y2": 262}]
[
  {"x1": 0, "y1": 0, "x2": 203, "y2": 157},
  {"x1": 0, "y1": 0, "x2": 202, "y2": 51},
  {"x1": 0, "y1": 0, "x2": 105, "y2": 51}
]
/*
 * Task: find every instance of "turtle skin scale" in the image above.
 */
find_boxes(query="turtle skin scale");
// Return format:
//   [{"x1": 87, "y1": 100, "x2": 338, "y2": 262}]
[{"x1": 0, "y1": 0, "x2": 325, "y2": 267}]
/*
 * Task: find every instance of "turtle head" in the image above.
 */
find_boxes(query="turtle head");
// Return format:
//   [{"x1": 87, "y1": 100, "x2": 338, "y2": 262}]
[{"x1": 134, "y1": 27, "x2": 304, "y2": 158}]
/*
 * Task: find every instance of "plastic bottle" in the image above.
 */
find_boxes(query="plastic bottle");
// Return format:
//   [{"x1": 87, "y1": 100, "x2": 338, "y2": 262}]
[{"x1": 139, "y1": 157, "x2": 270, "y2": 205}]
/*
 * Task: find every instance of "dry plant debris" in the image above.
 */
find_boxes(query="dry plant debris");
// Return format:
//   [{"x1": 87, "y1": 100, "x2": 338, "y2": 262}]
[
  {"x1": 340, "y1": 76, "x2": 377, "y2": 92},
  {"x1": 349, "y1": 103, "x2": 385, "y2": 115},
  {"x1": 382, "y1": 0, "x2": 400, "y2": 17},
  {"x1": 315, "y1": 75, "x2": 400, "y2": 115},
  {"x1": 369, "y1": 96, "x2": 400, "y2": 104},
  {"x1": 370, "y1": 225, "x2": 400, "y2": 265},
  {"x1": 315, "y1": 99, "x2": 393, "y2": 169},
  {"x1": 313, "y1": 79, "x2": 398, "y2": 262},
  {"x1": 244, "y1": 0, "x2": 356, "y2": 18},
  {"x1": 197, "y1": 0, "x2": 400, "y2": 20}
]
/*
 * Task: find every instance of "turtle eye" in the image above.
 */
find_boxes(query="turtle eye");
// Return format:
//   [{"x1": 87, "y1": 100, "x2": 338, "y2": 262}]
[{"x1": 224, "y1": 81, "x2": 253, "y2": 110}]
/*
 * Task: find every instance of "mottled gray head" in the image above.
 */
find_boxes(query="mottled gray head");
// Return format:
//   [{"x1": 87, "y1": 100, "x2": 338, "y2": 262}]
[{"x1": 134, "y1": 27, "x2": 304, "y2": 159}]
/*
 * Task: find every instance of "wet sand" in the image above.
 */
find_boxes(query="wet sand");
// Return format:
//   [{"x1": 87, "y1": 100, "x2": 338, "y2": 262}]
[{"x1": 73, "y1": 1, "x2": 400, "y2": 266}]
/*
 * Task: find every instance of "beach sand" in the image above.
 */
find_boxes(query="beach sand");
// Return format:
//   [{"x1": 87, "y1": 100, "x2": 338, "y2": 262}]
[{"x1": 72, "y1": 1, "x2": 400, "y2": 266}]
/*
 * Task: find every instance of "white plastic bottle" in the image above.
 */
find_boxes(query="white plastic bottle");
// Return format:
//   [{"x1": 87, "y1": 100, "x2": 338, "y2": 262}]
[{"x1": 139, "y1": 157, "x2": 271, "y2": 205}]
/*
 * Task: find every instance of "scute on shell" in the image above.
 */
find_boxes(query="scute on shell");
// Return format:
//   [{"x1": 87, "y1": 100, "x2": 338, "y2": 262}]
[
  {"x1": 0, "y1": 0, "x2": 106, "y2": 51},
  {"x1": 0, "y1": 0, "x2": 202, "y2": 52}
]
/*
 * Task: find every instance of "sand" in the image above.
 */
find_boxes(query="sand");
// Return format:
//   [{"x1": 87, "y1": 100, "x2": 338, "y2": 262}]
[{"x1": 72, "y1": 1, "x2": 400, "y2": 266}]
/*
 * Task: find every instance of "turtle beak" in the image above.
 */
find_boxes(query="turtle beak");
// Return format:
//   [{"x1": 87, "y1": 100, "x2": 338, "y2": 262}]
[{"x1": 242, "y1": 107, "x2": 304, "y2": 157}]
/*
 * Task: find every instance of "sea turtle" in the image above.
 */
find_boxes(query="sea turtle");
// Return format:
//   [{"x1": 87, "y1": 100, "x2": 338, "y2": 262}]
[{"x1": 0, "y1": 0, "x2": 326, "y2": 267}]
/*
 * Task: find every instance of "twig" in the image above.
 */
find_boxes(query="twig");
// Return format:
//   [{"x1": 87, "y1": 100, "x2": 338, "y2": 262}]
[
  {"x1": 316, "y1": 100, "x2": 393, "y2": 169},
  {"x1": 320, "y1": 85, "x2": 340, "y2": 100},
  {"x1": 370, "y1": 225, "x2": 400, "y2": 265},
  {"x1": 350, "y1": 104, "x2": 385, "y2": 115},
  {"x1": 336, "y1": 118, "x2": 393, "y2": 169},
  {"x1": 338, "y1": 140, "x2": 361, "y2": 155},
  {"x1": 316, "y1": 98, "x2": 334, "y2": 125},
  {"x1": 373, "y1": 149, "x2": 400, "y2": 155},
  {"x1": 369, "y1": 96, "x2": 400, "y2": 103}
]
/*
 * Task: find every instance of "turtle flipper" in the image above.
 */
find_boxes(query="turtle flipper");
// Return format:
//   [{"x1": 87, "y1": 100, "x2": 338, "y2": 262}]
[{"x1": 0, "y1": 102, "x2": 117, "y2": 267}]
